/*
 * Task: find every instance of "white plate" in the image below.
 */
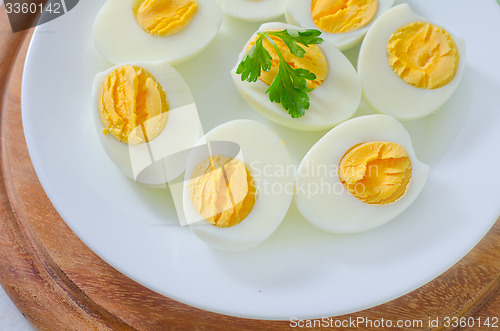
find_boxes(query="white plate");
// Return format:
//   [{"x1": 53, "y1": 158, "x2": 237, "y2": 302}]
[{"x1": 22, "y1": 0, "x2": 500, "y2": 320}]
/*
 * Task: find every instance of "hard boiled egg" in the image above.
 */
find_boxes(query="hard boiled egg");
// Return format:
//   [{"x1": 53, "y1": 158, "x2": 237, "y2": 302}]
[
  {"x1": 93, "y1": 0, "x2": 223, "y2": 64},
  {"x1": 92, "y1": 62, "x2": 203, "y2": 185},
  {"x1": 183, "y1": 120, "x2": 294, "y2": 251},
  {"x1": 231, "y1": 22, "x2": 361, "y2": 131},
  {"x1": 215, "y1": 0, "x2": 285, "y2": 21},
  {"x1": 295, "y1": 114, "x2": 429, "y2": 233},
  {"x1": 358, "y1": 4, "x2": 466, "y2": 120},
  {"x1": 286, "y1": 0, "x2": 395, "y2": 51}
]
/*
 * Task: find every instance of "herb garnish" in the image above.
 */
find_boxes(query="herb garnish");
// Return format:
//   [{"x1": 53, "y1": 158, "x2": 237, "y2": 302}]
[{"x1": 236, "y1": 29, "x2": 324, "y2": 119}]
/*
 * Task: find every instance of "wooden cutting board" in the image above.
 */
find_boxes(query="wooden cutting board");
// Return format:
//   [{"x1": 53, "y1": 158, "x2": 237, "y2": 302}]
[{"x1": 0, "y1": 8, "x2": 499, "y2": 330}]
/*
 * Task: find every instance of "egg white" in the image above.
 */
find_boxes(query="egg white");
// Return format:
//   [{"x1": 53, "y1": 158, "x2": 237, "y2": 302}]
[
  {"x1": 285, "y1": 0, "x2": 395, "y2": 51},
  {"x1": 215, "y1": 0, "x2": 285, "y2": 21},
  {"x1": 295, "y1": 114, "x2": 429, "y2": 233},
  {"x1": 93, "y1": 0, "x2": 223, "y2": 64},
  {"x1": 183, "y1": 120, "x2": 294, "y2": 251},
  {"x1": 358, "y1": 4, "x2": 466, "y2": 120},
  {"x1": 92, "y1": 62, "x2": 203, "y2": 185},
  {"x1": 231, "y1": 22, "x2": 361, "y2": 131}
]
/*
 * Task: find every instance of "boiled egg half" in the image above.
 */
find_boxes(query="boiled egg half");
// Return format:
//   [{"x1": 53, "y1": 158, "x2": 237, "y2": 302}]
[
  {"x1": 286, "y1": 0, "x2": 395, "y2": 51},
  {"x1": 358, "y1": 4, "x2": 466, "y2": 119},
  {"x1": 183, "y1": 120, "x2": 294, "y2": 251},
  {"x1": 231, "y1": 22, "x2": 361, "y2": 131},
  {"x1": 92, "y1": 62, "x2": 203, "y2": 185},
  {"x1": 295, "y1": 114, "x2": 429, "y2": 233},
  {"x1": 93, "y1": 0, "x2": 223, "y2": 64}
]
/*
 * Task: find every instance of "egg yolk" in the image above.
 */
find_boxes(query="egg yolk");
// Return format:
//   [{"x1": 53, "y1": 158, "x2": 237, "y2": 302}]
[
  {"x1": 190, "y1": 155, "x2": 256, "y2": 228},
  {"x1": 311, "y1": 0, "x2": 378, "y2": 34},
  {"x1": 387, "y1": 21, "x2": 460, "y2": 89},
  {"x1": 98, "y1": 65, "x2": 168, "y2": 144},
  {"x1": 339, "y1": 142, "x2": 412, "y2": 204},
  {"x1": 134, "y1": 0, "x2": 198, "y2": 36},
  {"x1": 247, "y1": 33, "x2": 328, "y2": 90}
]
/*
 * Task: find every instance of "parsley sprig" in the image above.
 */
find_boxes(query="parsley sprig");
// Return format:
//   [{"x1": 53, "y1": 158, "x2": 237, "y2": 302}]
[{"x1": 236, "y1": 29, "x2": 324, "y2": 119}]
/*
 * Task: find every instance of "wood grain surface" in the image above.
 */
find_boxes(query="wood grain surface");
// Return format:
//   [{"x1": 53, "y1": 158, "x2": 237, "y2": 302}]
[{"x1": 0, "y1": 6, "x2": 499, "y2": 331}]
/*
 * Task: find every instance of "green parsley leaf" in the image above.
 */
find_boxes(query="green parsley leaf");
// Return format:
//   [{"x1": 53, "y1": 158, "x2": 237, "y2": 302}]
[
  {"x1": 266, "y1": 29, "x2": 323, "y2": 58},
  {"x1": 236, "y1": 34, "x2": 272, "y2": 83},
  {"x1": 236, "y1": 29, "x2": 324, "y2": 119}
]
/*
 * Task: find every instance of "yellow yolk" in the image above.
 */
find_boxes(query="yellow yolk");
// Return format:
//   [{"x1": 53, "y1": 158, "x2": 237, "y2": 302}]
[
  {"x1": 98, "y1": 65, "x2": 168, "y2": 144},
  {"x1": 134, "y1": 0, "x2": 198, "y2": 36},
  {"x1": 387, "y1": 21, "x2": 460, "y2": 89},
  {"x1": 190, "y1": 155, "x2": 256, "y2": 228},
  {"x1": 247, "y1": 34, "x2": 328, "y2": 90},
  {"x1": 339, "y1": 142, "x2": 412, "y2": 204},
  {"x1": 311, "y1": 0, "x2": 378, "y2": 34}
]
